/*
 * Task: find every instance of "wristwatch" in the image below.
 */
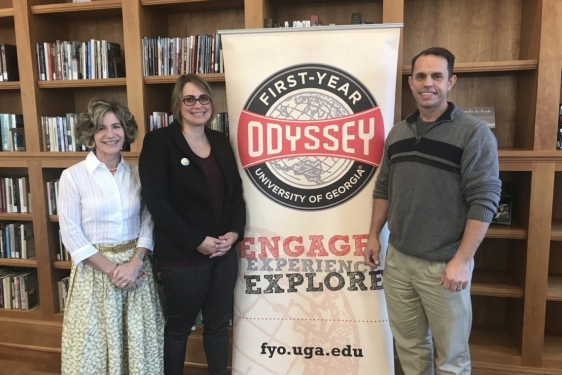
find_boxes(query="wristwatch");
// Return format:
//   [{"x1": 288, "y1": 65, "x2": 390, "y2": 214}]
[{"x1": 134, "y1": 251, "x2": 146, "y2": 262}]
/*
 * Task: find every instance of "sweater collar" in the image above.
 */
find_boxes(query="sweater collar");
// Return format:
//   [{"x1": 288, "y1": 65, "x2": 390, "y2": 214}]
[{"x1": 406, "y1": 102, "x2": 456, "y2": 124}]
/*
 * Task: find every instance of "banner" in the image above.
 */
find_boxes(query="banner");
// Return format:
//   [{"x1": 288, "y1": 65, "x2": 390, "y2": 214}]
[{"x1": 221, "y1": 25, "x2": 401, "y2": 375}]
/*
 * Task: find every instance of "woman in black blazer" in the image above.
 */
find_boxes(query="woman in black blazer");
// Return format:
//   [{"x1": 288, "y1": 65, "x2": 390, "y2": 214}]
[{"x1": 138, "y1": 74, "x2": 246, "y2": 375}]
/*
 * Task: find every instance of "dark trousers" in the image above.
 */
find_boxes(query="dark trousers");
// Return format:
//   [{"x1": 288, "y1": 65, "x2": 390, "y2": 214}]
[{"x1": 159, "y1": 251, "x2": 238, "y2": 375}]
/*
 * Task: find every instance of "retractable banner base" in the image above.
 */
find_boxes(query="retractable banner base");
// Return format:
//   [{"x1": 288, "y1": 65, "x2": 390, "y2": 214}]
[{"x1": 221, "y1": 25, "x2": 401, "y2": 375}]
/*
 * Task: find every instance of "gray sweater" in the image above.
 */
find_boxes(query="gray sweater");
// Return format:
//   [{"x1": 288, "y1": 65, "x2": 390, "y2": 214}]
[{"x1": 373, "y1": 103, "x2": 501, "y2": 262}]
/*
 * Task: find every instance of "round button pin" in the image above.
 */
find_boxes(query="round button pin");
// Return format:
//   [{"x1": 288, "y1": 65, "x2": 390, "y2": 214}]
[{"x1": 181, "y1": 158, "x2": 190, "y2": 166}]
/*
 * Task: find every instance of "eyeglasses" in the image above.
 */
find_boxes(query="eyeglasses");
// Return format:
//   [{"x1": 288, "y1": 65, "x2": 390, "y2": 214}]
[{"x1": 182, "y1": 95, "x2": 212, "y2": 106}]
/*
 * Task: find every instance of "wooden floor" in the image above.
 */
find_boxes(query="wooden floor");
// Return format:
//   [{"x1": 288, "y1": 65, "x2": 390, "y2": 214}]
[
  {"x1": 0, "y1": 359, "x2": 60, "y2": 375},
  {"x1": 0, "y1": 359, "x2": 401, "y2": 375},
  {"x1": 0, "y1": 359, "x2": 212, "y2": 375}
]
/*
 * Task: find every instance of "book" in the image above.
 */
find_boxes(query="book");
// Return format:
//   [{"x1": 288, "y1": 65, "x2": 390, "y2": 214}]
[
  {"x1": 351, "y1": 13, "x2": 362, "y2": 25},
  {"x1": 310, "y1": 15, "x2": 322, "y2": 27},
  {"x1": 492, "y1": 182, "x2": 512, "y2": 225},
  {"x1": 8, "y1": 114, "x2": 24, "y2": 151},
  {"x1": 106, "y1": 43, "x2": 124, "y2": 78},
  {"x1": 557, "y1": 104, "x2": 562, "y2": 149},
  {"x1": 10, "y1": 128, "x2": 25, "y2": 151},
  {"x1": 0, "y1": 44, "x2": 19, "y2": 81},
  {"x1": 461, "y1": 106, "x2": 496, "y2": 134}
]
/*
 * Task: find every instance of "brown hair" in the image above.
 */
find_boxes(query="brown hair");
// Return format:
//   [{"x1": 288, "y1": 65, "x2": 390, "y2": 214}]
[
  {"x1": 171, "y1": 73, "x2": 216, "y2": 125},
  {"x1": 411, "y1": 47, "x2": 455, "y2": 78},
  {"x1": 75, "y1": 98, "x2": 138, "y2": 149}
]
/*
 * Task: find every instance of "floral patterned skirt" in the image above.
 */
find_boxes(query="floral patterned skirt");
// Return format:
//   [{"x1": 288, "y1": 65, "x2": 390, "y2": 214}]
[{"x1": 61, "y1": 241, "x2": 164, "y2": 375}]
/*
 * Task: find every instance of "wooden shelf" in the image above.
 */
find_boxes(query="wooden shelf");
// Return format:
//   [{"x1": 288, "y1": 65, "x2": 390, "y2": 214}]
[
  {"x1": 551, "y1": 220, "x2": 562, "y2": 241},
  {"x1": 31, "y1": 0, "x2": 122, "y2": 20},
  {"x1": 543, "y1": 335, "x2": 562, "y2": 369},
  {"x1": 0, "y1": 8, "x2": 13, "y2": 17},
  {"x1": 144, "y1": 74, "x2": 225, "y2": 85},
  {"x1": 0, "y1": 213, "x2": 33, "y2": 221},
  {"x1": 547, "y1": 276, "x2": 562, "y2": 301},
  {"x1": 486, "y1": 223, "x2": 526, "y2": 239},
  {"x1": 49, "y1": 215, "x2": 59, "y2": 222},
  {"x1": 0, "y1": 152, "x2": 139, "y2": 167},
  {"x1": 0, "y1": 8, "x2": 14, "y2": 26},
  {"x1": 0, "y1": 81, "x2": 19, "y2": 90},
  {"x1": 272, "y1": 0, "x2": 351, "y2": 4},
  {"x1": 471, "y1": 270, "x2": 524, "y2": 298},
  {"x1": 53, "y1": 261, "x2": 72, "y2": 270},
  {"x1": 53, "y1": 312, "x2": 64, "y2": 323},
  {"x1": 470, "y1": 328, "x2": 521, "y2": 366},
  {"x1": 140, "y1": 0, "x2": 243, "y2": 13},
  {"x1": 0, "y1": 258, "x2": 37, "y2": 268},
  {"x1": 402, "y1": 60, "x2": 537, "y2": 75},
  {"x1": 0, "y1": 307, "x2": 41, "y2": 320},
  {"x1": 37, "y1": 78, "x2": 126, "y2": 89}
]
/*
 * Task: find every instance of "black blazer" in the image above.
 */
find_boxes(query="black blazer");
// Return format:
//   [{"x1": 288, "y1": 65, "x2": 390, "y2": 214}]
[{"x1": 138, "y1": 121, "x2": 246, "y2": 262}]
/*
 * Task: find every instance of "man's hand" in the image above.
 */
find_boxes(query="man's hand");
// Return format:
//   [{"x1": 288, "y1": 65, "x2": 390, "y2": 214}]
[
  {"x1": 440, "y1": 257, "x2": 471, "y2": 293},
  {"x1": 364, "y1": 237, "x2": 381, "y2": 267}
]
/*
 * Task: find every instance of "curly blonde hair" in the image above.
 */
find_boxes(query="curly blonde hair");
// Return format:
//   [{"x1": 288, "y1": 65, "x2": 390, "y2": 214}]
[{"x1": 75, "y1": 98, "x2": 138, "y2": 149}]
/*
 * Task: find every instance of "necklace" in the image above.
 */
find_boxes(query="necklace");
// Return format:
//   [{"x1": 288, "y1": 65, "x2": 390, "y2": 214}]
[{"x1": 107, "y1": 166, "x2": 118, "y2": 172}]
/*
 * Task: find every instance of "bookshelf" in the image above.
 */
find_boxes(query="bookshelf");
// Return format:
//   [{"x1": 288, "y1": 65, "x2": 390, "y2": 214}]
[{"x1": 0, "y1": 0, "x2": 561, "y2": 374}]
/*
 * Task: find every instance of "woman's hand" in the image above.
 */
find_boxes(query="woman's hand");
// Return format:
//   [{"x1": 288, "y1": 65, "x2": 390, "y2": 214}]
[
  {"x1": 197, "y1": 236, "x2": 223, "y2": 256},
  {"x1": 110, "y1": 256, "x2": 144, "y2": 289},
  {"x1": 209, "y1": 232, "x2": 239, "y2": 258}
]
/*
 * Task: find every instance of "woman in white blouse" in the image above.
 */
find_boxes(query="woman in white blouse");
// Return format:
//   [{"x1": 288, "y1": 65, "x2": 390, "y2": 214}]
[{"x1": 59, "y1": 99, "x2": 164, "y2": 375}]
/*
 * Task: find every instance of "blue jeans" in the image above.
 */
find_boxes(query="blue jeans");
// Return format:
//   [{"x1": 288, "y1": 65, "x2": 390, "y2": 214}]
[{"x1": 159, "y1": 251, "x2": 237, "y2": 375}]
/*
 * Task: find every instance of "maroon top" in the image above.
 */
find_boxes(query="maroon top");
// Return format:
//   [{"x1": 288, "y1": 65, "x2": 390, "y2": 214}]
[{"x1": 197, "y1": 151, "x2": 225, "y2": 224}]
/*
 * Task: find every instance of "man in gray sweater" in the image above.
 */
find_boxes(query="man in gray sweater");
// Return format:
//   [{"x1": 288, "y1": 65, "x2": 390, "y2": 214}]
[{"x1": 364, "y1": 47, "x2": 501, "y2": 375}]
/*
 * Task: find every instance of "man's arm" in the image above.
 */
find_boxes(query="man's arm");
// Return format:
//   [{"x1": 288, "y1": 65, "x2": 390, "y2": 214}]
[
  {"x1": 440, "y1": 218, "x2": 489, "y2": 292},
  {"x1": 364, "y1": 198, "x2": 389, "y2": 267}
]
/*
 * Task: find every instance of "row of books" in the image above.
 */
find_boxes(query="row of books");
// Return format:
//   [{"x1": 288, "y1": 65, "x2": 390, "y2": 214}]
[
  {"x1": 58, "y1": 276, "x2": 69, "y2": 312},
  {"x1": 210, "y1": 112, "x2": 230, "y2": 137},
  {"x1": 141, "y1": 34, "x2": 223, "y2": 76},
  {"x1": 0, "y1": 113, "x2": 24, "y2": 151},
  {"x1": 0, "y1": 222, "x2": 35, "y2": 259},
  {"x1": 0, "y1": 269, "x2": 39, "y2": 310},
  {"x1": 36, "y1": 40, "x2": 123, "y2": 81},
  {"x1": 41, "y1": 114, "x2": 87, "y2": 152},
  {"x1": 0, "y1": 176, "x2": 31, "y2": 213},
  {"x1": 148, "y1": 112, "x2": 229, "y2": 136},
  {"x1": 0, "y1": 44, "x2": 19, "y2": 82},
  {"x1": 148, "y1": 113, "x2": 174, "y2": 131}
]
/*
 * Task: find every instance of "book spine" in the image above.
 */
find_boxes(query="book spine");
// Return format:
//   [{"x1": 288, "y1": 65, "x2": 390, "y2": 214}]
[{"x1": 1, "y1": 44, "x2": 7, "y2": 81}]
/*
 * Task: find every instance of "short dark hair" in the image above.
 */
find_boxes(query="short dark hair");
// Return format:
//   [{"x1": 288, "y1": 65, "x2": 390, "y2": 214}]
[
  {"x1": 171, "y1": 74, "x2": 216, "y2": 125},
  {"x1": 411, "y1": 47, "x2": 455, "y2": 78},
  {"x1": 76, "y1": 98, "x2": 138, "y2": 149}
]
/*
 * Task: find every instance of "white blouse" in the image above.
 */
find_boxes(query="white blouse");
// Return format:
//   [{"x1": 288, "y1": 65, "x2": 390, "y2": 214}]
[{"x1": 59, "y1": 152, "x2": 154, "y2": 265}]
